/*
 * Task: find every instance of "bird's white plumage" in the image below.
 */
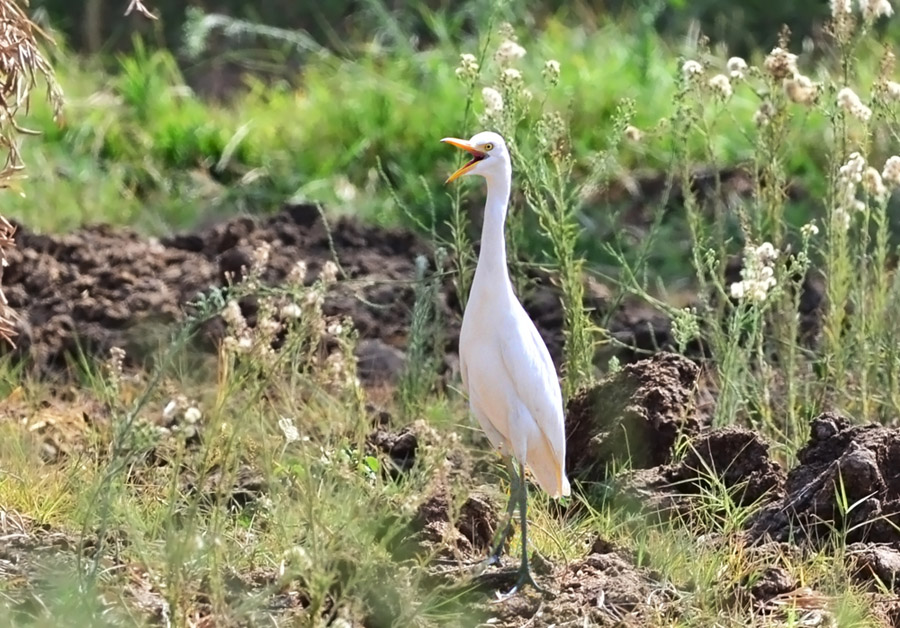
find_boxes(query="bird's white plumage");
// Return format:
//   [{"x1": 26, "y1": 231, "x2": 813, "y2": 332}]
[{"x1": 448, "y1": 130, "x2": 571, "y2": 499}]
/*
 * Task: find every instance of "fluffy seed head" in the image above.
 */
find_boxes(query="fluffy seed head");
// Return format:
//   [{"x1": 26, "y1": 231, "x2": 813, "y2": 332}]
[
  {"x1": 764, "y1": 47, "x2": 798, "y2": 80},
  {"x1": 784, "y1": 74, "x2": 818, "y2": 105},
  {"x1": 727, "y1": 56, "x2": 748, "y2": 79},
  {"x1": 838, "y1": 87, "x2": 872, "y2": 121},
  {"x1": 708, "y1": 74, "x2": 732, "y2": 100},
  {"x1": 682, "y1": 60, "x2": 703, "y2": 79},
  {"x1": 882, "y1": 155, "x2": 900, "y2": 188}
]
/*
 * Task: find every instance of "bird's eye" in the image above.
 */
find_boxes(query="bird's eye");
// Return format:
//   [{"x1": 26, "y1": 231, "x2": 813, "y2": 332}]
[{"x1": 483, "y1": 143, "x2": 494, "y2": 151}]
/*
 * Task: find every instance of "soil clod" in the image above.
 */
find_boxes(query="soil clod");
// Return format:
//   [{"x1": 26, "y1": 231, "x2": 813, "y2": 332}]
[
  {"x1": 408, "y1": 485, "x2": 500, "y2": 560},
  {"x1": 665, "y1": 427, "x2": 784, "y2": 507},
  {"x1": 849, "y1": 543, "x2": 900, "y2": 590},
  {"x1": 748, "y1": 412, "x2": 900, "y2": 545},
  {"x1": 565, "y1": 352, "x2": 702, "y2": 482}
]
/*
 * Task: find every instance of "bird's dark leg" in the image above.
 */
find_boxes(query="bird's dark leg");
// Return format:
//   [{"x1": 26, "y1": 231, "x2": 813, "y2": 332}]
[
  {"x1": 497, "y1": 460, "x2": 546, "y2": 598},
  {"x1": 483, "y1": 455, "x2": 518, "y2": 566}
]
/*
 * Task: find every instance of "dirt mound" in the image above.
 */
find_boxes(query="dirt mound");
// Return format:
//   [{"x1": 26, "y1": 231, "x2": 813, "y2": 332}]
[
  {"x1": 1, "y1": 204, "x2": 442, "y2": 377},
  {"x1": 3, "y1": 223, "x2": 216, "y2": 371},
  {"x1": 748, "y1": 412, "x2": 900, "y2": 545},
  {"x1": 3, "y1": 204, "x2": 670, "y2": 384},
  {"x1": 565, "y1": 352, "x2": 703, "y2": 482},
  {"x1": 665, "y1": 427, "x2": 784, "y2": 507},
  {"x1": 480, "y1": 540, "x2": 676, "y2": 627},
  {"x1": 610, "y1": 428, "x2": 782, "y2": 524},
  {"x1": 407, "y1": 484, "x2": 500, "y2": 561}
]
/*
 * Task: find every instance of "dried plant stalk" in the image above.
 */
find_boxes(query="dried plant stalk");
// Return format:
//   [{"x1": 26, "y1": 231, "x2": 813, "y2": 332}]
[
  {"x1": 125, "y1": 0, "x2": 157, "y2": 20},
  {"x1": 0, "y1": 1, "x2": 153, "y2": 347},
  {"x1": 0, "y1": 1, "x2": 64, "y2": 181},
  {"x1": 0, "y1": 0, "x2": 66, "y2": 346}
]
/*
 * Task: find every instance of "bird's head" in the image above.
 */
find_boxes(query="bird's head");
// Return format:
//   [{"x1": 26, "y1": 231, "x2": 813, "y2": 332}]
[{"x1": 440, "y1": 131, "x2": 509, "y2": 183}]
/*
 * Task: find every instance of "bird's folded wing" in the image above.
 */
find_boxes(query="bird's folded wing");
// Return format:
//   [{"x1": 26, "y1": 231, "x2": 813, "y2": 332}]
[{"x1": 497, "y1": 318, "x2": 566, "y2": 463}]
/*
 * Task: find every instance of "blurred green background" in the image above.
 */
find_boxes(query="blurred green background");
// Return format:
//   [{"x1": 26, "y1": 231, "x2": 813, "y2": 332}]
[{"x1": 10, "y1": 0, "x2": 890, "y2": 280}]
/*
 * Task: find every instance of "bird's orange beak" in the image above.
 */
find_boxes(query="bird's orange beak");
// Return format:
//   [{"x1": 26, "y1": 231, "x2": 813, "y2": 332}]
[{"x1": 441, "y1": 137, "x2": 486, "y2": 183}]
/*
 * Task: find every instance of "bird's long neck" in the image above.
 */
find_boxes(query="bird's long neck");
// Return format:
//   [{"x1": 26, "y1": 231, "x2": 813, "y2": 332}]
[{"x1": 473, "y1": 168, "x2": 513, "y2": 292}]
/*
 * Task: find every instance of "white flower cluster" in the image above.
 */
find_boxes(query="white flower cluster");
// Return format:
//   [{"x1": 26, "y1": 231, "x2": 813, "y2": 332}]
[
  {"x1": 482, "y1": 87, "x2": 504, "y2": 113},
  {"x1": 543, "y1": 59, "x2": 561, "y2": 86},
  {"x1": 500, "y1": 67, "x2": 523, "y2": 87},
  {"x1": 784, "y1": 74, "x2": 818, "y2": 105},
  {"x1": 682, "y1": 59, "x2": 703, "y2": 79},
  {"x1": 708, "y1": 74, "x2": 732, "y2": 100},
  {"x1": 833, "y1": 152, "x2": 867, "y2": 231},
  {"x1": 754, "y1": 101, "x2": 775, "y2": 127},
  {"x1": 882, "y1": 155, "x2": 900, "y2": 188},
  {"x1": 624, "y1": 125, "x2": 642, "y2": 142},
  {"x1": 477, "y1": 26, "x2": 530, "y2": 123},
  {"x1": 838, "y1": 87, "x2": 872, "y2": 121},
  {"x1": 801, "y1": 222, "x2": 820, "y2": 238},
  {"x1": 287, "y1": 260, "x2": 308, "y2": 287},
  {"x1": 495, "y1": 39, "x2": 526, "y2": 67},
  {"x1": 222, "y1": 299, "x2": 253, "y2": 354},
  {"x1": 278, "y1": 416, "x2": 300, "y2": 443},
  {"x1": 727, "y1": 57, "x2": 747, "y2": 80},
  {"x1": 320, "y1": 260, "x2": 339, "y2": 284},
  {"x1": 251, "y1": 241, "x2": 271, "y2": 275},
  {"x1": 832, "y1": 0, "x2": 853, "y2": 16},
  {"x1": 760, "y1": 45, "x2": 818, "y2": 106},
  {"x1": 859, "y1": 0, "x2": 894, "y2": 22},
  {"x1": 161, "y1": 395, "x2": 203, "y2": 440},
  {"x1": 864, "y1": 166, "x2": 888, "y2": 204},
  {"x1": 764, "y1": 47, "x2": 798, "y2": 80},
  {"x1": 730, "y1": 242, "x2": 779, "y2": 302},
  {"x1": 884, "y1": 80, "x2": 900, "y2": 100},
  {"x1": 455, "y1": 53, "x2": 479, "y2": 82}
]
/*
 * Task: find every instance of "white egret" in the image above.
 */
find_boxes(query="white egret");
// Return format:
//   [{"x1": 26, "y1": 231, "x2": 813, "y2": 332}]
[{"x1": 441, "y1": 131, "x2": 571, "y2": 595}]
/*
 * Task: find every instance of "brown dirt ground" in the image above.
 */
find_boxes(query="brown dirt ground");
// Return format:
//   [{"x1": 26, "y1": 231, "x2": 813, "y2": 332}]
[
  {"x1": 0, "y1": 203, "x2": 670, "y2": 382},
  {"x1": 476, "y1": 540, "x2": 679, "y2": 627}
]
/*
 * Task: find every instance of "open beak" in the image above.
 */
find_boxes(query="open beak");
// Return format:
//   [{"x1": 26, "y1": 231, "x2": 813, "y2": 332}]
[{"x1": 441, "y1": 137, "x2": 486, "y2": 183}]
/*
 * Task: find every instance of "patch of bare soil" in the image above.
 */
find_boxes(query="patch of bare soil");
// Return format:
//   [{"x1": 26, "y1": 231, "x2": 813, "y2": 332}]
[
  {"x1": 2, "y1": 204, "x2": 439, "y2": 381},
  {"x1": 565, "y1": 352, "x2": 703, "y2": 481},
  {"x1": 1, "y1": 204, "x2": 678, "y2": 385},
  {"x1": 478, "y1": 539, "x2": 677, "y2": 627},
  {"x1": 747, "y1": 412, "x2": 900, "y2": 546},
  {"x1": 849, "y1": 543, "x2": 900, "y2": 589}
]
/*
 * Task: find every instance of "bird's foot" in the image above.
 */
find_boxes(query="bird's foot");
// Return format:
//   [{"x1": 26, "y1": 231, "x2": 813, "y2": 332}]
[
  {"x1": 492, "y1": 565, "x2": 548, "y2": 601},
  {"x1": 466, "y1": 550, "x2": 503, "y2": 577}
]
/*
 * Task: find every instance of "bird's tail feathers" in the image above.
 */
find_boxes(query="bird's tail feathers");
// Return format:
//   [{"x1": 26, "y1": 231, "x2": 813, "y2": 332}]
[{"x1": 525, "y1": 435, "x2": 571, "y2": 498}]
